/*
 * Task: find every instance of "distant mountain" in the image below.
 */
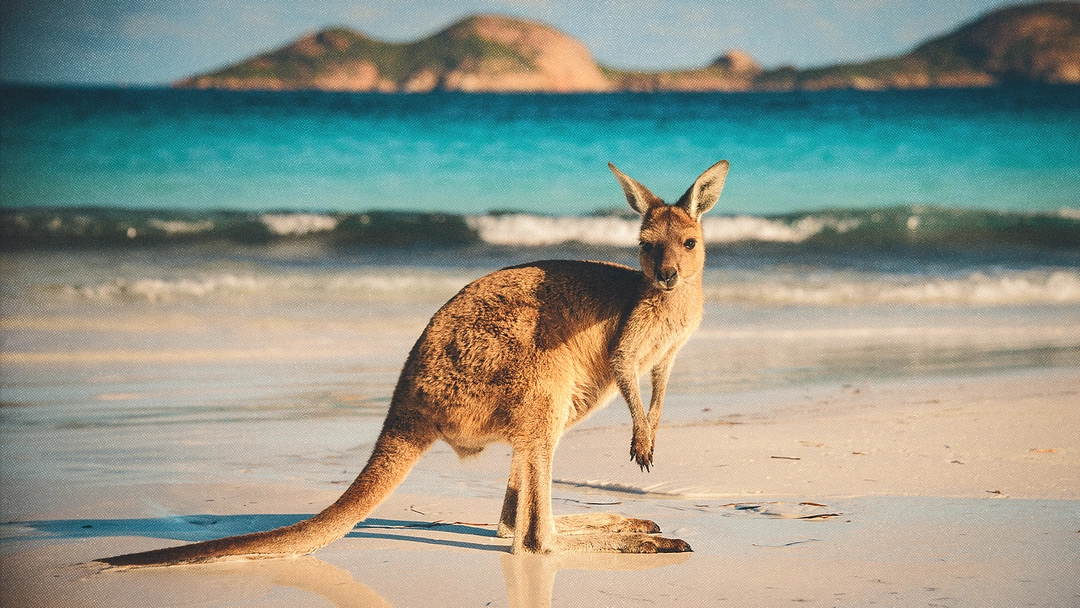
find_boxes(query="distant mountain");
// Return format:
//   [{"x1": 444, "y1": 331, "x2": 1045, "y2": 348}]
[
  {"x1": 175, "y1": 3, "x2": 1080, "y2": 92},
  {"x1": 174, "y1": 15, "x2": 611, "y2": 92},
  {"x1": 759, "y1": 1, "x2": 1080, "y2": 90}
]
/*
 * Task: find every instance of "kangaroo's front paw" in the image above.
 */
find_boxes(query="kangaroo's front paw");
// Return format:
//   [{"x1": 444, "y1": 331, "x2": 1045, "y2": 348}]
[{"x1": 630, "y1": 431, "x2": 654, "y2": 472}]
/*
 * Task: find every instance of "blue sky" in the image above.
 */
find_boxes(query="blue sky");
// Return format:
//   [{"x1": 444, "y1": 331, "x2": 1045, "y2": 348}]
[{"x1": 1, "y1": 0, "x2": 1020, "y2": 86}]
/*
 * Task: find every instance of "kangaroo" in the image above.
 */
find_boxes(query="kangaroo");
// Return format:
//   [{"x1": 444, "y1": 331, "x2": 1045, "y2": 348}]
[{"x1": 99, "y1": 160, "x2": 729, "y2": 567}]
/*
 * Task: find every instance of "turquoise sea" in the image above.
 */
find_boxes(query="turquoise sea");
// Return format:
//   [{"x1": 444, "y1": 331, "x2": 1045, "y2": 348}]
[{"x1": 3, "y1": 84, "x2": 1080, "y2": 216}]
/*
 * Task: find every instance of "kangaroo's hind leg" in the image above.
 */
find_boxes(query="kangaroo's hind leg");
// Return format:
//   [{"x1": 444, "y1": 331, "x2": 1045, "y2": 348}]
[
  {"x1": 497, "y1": 449, "x2": 522, "y2": 539},
  {"x1": 498, "y1": 451, "x2": 660, "y2": 538},
  {"x1": 509, "y1": 438, "x2": 557, "y2": 554},
  {"x1": 505, "y1": 388, "x2": 690, "y2": 554}
]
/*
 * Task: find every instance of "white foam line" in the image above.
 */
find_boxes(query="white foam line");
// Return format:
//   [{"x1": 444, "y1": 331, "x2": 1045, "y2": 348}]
[
  {"x1": 260, "y1": 213, "x2": 339, "y2": 236},
  {"x1": 466, "y1": 214, "x2": 858, "y2": 246},
  {"x1": 146, "y1": 219, "x2": 214, "y2": 234}
]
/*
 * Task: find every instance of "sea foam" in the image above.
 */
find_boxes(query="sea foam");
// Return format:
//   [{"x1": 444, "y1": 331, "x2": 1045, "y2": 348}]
[
  {"x1": 46, "y1": 267, "x2": 1080, "y2": 306},
  {"x1": 260, "y1": 213, "x2": 339, "y2": 236},
  {"x1": 466, "y1": 213, "x2": 858, "y2": 246}
]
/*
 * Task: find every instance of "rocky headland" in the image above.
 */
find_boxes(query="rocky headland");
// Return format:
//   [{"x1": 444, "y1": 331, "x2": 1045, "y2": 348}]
[{"x1": 175, "y1": 2, "x2": 1080, "y2": 92}]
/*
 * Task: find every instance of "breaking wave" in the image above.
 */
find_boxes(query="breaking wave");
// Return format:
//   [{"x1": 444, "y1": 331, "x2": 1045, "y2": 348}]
[
  {"x1": 48, "y1": 270, "x2": 472, "y2": 303},
  {"x1": 32, "y1": 266, "x2": 1080, "y2": 307},
  {"x1": 3, "y1": 205, "x2": 1077, "y2": 250},
  {"x1": 6, "y1": 205, "x2": 1078, "y2": 307}
]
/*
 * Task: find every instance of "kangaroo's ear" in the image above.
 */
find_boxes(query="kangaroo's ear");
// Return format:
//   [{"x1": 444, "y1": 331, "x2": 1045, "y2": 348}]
[
  {"x1": 676, "y1": 160, "x2": 730, "y2": 220},
  {"x1": 609, "y1": 163, "x2": 663, "y2": 215}
]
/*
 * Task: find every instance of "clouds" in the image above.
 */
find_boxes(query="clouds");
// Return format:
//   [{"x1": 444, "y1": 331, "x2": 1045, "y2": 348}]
[{"x1": 0, "y1": 0, "x2": 1015, "y2": 85}]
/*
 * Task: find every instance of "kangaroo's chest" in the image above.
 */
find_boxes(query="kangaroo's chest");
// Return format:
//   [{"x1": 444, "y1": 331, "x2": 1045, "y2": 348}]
[
  {"x1": 637, "y1": 319, "x2": 694, "y2": 371},
  {"x1": 632, "y1": 299, "x2": 702, "y2": 371}
]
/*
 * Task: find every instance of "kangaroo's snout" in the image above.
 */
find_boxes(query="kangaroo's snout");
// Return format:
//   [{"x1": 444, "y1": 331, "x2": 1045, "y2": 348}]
[{"x1": 655, "y1": 266, "x2": 679, "y2": 290}]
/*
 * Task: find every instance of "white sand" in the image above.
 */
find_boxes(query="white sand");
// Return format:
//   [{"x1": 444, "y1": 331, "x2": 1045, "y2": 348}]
[{"x1": 2, "y1": 369, "x2": 1078, "y2": 607}]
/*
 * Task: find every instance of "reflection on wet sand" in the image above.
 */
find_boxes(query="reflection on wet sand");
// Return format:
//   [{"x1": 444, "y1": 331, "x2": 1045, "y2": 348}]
[
  {"x1": 500, "y1": 552, "x2": 692, "y2": 608},
  {"x1": 201, "y1": 556, "x2": 393, "y2": 608},
  {"x1": 241, "y1": 545, "x2": 689, "y2": 607},
  {"x1": 221, "y1": 545, "x2": 690, "y2": 608}
]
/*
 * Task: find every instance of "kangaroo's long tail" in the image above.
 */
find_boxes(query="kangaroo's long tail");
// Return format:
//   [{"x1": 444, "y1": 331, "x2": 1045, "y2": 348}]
[{"x1": 97, "y1": 416, "x2": 437, "y2": 568}]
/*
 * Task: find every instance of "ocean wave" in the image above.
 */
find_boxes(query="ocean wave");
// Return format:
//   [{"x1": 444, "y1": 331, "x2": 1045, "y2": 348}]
[
  {"x1": 1059, "y1": 207, "x2": 1080, "y2": 221},
  {"x1": 3, "y1": 205, "x2": 1078, "y2": 250},
  {"x1": 260, "y1": 213, "x2": 339, "y2": 236},
  {"x1": 145, "y1": 218, "x2": 215, "y2": 235},
  {"x1": 38, "y1": 266, "x2": 1080, "y2": 306},
  {"x1": 467, "y1": 214, "x2": 639, "y2": 246},
  {"x1": 52, "y1": 270, "x2": 471, "y2": 303},
  {"x1": 467, "y1": 213, "x2": 863, "y2": 246}
]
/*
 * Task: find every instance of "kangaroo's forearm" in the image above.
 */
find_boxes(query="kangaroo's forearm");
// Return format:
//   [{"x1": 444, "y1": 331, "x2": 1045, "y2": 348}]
[
  {"x1": 647, "y1": 348, "x2": 679, "y2": 429},
  {"x1": 614, "y1": 364, "x2": 648, "y2": 429},
  {"x1": 647, "y1": 365, "x2": 670, "y2": 429}
]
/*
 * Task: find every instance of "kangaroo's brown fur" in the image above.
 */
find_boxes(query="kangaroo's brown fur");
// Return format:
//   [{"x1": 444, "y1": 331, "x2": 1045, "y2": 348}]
[{"x1": 99, "y1": 160, "x2": 730, "y2": 566}]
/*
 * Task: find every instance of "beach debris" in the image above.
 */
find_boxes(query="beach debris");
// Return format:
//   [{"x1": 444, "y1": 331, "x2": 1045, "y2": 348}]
[
  {"x1": 751, "y1": 538, "x2": 820, "y2": 547},
  {"x1": 556, "y1": 497, "x2": 622, "y2": 506},
  {"x1": 720, "y1": 502, "x2": 840, "y2": 520},
  {"x1": 771, "y1": 455, "x2": 801, "y2": 460},
  {"x1": 1030, "y1": 448, "x2": 1058, "y2": 453}
]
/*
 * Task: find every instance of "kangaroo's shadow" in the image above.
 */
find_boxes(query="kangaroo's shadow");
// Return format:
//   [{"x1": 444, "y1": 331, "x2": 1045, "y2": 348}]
[{"x1": 6, "y1": 514, "x2": 499, "y2": 550}]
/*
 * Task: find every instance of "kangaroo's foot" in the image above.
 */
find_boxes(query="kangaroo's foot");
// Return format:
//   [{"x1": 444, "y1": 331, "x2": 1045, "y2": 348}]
[
  {"x1": 554, "y1": 532, "x2": 691, "y2": 554},
  {"x1": 497, "y1": 512, "x2": 660, "y2": 538}
]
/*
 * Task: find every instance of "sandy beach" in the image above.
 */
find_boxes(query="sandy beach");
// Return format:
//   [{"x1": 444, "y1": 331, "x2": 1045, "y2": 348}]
[
  {"x1": 1, "y1": 251, "x2": 1078, "y2": 607},
  {"x1": 2, "y1": 370, "x2": 1078, "y2": 606}
]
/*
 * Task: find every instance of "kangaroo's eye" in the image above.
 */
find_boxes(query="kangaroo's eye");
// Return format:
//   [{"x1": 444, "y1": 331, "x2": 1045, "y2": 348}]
[
  {"x1": 639, "y1": 242, "x2": 654, "y2": 253},
  {"x1": 684, "y1": 238, "x2": 697, "y2": 250}
]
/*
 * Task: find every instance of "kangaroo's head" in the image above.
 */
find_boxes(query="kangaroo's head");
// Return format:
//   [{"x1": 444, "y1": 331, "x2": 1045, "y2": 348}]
[{"x1": 609, "y1": 160, "x2": 730, "y2": 292}]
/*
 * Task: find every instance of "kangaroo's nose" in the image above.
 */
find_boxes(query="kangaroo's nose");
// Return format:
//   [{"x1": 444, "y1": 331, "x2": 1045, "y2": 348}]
[{"x1": 657, "y1": 267, "x2": 678, "y2": 284}]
